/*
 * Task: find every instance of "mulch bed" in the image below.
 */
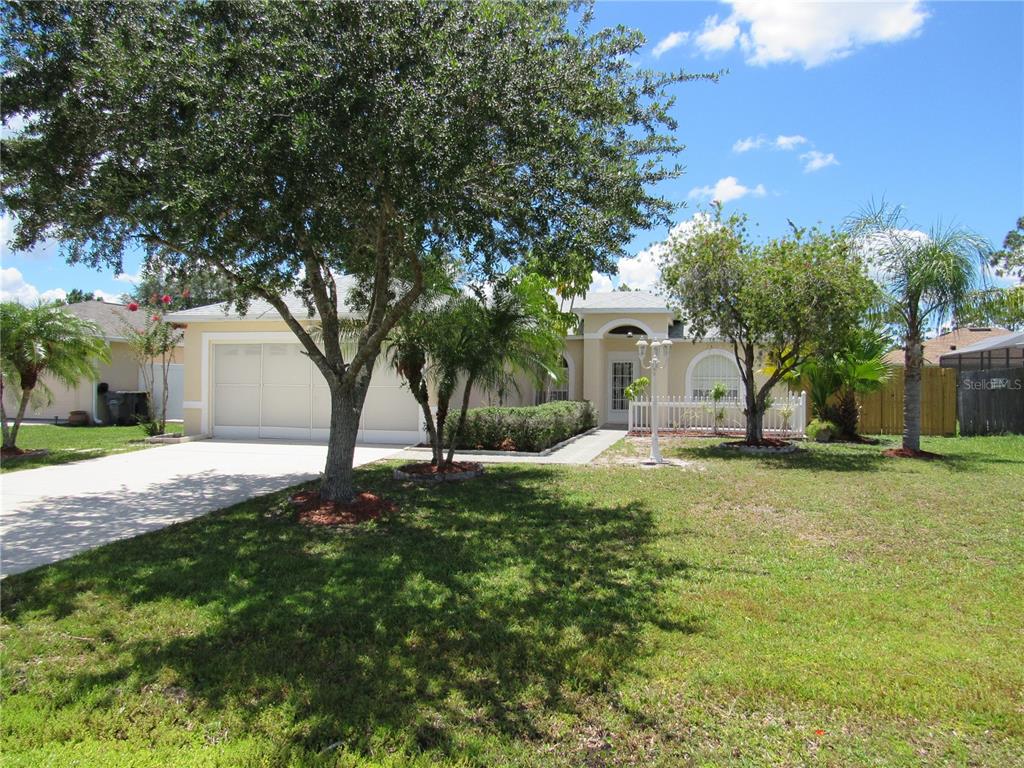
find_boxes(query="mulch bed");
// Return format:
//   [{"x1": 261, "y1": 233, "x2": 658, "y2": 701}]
[
  {"x1": 291, "y1": 490, "x2": 396, "y2": 526},
  {"x1": 1, "y1": 447, "x2": 49, "y2": 461},
  {"x1": 394, "y1": 460, "x2": 486, "y2": 483},
  {"x1": 883, "y1": 447, "x2": 943, "y2": 460},
  {"x1": 722, "y1": 438, "x2": 792, "y2": 448},
  {"x1": 398, "y1": 461, "x2": 482, "y2": 476}
]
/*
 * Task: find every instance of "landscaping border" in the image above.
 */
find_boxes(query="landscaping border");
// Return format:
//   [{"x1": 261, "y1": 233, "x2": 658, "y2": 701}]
[{"x1": 404, "y1": 426, "x2": 600, "y2": 458}]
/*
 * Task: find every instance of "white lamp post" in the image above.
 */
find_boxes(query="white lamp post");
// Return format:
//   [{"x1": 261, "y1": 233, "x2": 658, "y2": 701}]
[{"x1": 636, "y1": 338, "x2": 672, "y2": 464}]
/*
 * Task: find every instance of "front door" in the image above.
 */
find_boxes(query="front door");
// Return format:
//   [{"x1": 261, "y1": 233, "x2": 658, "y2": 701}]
[{"x1": 607, "y1": 357, "x2": 634, "y2": 424}]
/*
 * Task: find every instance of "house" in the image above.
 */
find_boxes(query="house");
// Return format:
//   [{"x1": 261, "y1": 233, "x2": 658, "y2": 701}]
[
  {"x1": 883, "y1": 326, "x2": 1013, "y2": 367},
  {"x1": 167, "y1": 286, "x2": 769, "y2": 443},
  {"x1": 2, "y1": 300, "x2": 185, "y2": 423}
]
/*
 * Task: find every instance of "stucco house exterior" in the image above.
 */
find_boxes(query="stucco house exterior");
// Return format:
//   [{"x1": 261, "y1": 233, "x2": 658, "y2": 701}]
[
  {"x1": 167, "y1": 287, "x2": 764, "y2": 444},
  {"x1": 2, "y1": 300, "x2": 184, "y2": 424}
]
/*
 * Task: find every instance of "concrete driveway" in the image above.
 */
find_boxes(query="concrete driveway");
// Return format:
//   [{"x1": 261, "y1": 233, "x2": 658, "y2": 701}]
[{"x1": 0, "y1": 440, "x2": 401, "y2": 576}]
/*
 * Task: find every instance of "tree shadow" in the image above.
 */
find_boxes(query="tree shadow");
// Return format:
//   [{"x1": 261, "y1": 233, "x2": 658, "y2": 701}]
[{"x1": 3, "y1": 464, "x2": 682, "y2": 757}]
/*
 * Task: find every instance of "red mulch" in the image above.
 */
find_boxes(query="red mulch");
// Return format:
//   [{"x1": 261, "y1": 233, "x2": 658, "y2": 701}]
[
  {"x1": 291, "y1": 490, "x2": 396, "y2": 526},
  {"x1": 883, "y1": 447, "x2": 943, "y2": 460},
  {"x1": 721, "y1": 438, "x2": 793, "y2": 449},
  {"x1": 1, "y1": 447, "x2": 26, "y2": 458},
  {"x1": 397, "y1": 461, "x2": 482, "y2": 476}
]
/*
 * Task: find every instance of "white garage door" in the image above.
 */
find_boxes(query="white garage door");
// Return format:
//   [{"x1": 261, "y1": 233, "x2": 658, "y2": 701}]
[{"x1": 212, "y1": 343, "x2": 421, "y2": 444}]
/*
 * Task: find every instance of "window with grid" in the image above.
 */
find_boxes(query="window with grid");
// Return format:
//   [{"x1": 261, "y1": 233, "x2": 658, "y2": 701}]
[
  {"x1": 690, "y1": 354, "x2": 741, "y2": 400},
  {"x1": 611, "y1": 360, "x2": 633, "y2": 411},
  {"x1": 537, "y1": 357, "x2": 570, "y2": 403}
]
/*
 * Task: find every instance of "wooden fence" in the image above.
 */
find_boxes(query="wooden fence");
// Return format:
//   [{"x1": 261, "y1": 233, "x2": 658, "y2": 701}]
[
  {"x1": 856, "y1": 367, "x2": 957, "y2": 436},
  {"x1": 957, "y1": 368, "x2": 1024, "y2": 435}
]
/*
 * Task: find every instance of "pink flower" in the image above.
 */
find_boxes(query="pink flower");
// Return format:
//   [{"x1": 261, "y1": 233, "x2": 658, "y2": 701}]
[
  {"x1": 127, "y1": 302, "x2": 139, "y2": 312},
  {"x1": 151, "y1": 314, "x2": 160, "y2": 322},
  {"x1": 161, "y1": 294, "x2": 172, "y2": 304}
]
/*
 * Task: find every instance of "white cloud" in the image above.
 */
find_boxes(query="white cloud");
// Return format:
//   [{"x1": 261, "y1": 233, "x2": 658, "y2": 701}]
[
  {"x1": 694, "y1": 1, "x2": 928, "y2": 68},
  {"x1": 94, "y1": 290, "x2": 123, "y2": 303},
  {"x1": 732, "y1": 136, "x2": 766, "y2": 153},
  {"x1": 774, "y1": 134, "x2": 808, "y2": 151},
  {"x1": 733, "y1": 134, "x2": 808, "y2": 153},
  {"x1": 588, "y1": 270, "x2": 614, "y2": 293},
  {"x1": 114, "y1": 271, "x2": 142, "y2": 284},
  {"x1": 652, "y1": 31, "x2": 689, "y2": 58},
  {"x1": 695, "y1": 14, "x2": 741, "y2": 53},
  {"x1": 0, "y1": 267, "x2": 66, "y2": 304},
  {"x1": 589, "y1": 214, "x2": 719, "y2": 294},
  {"x1": 688, "y1": 176, "x2": 767, "y2": 204},
  {"x1": 800, "y1": 150, "x2": 840, "y2": 172}
]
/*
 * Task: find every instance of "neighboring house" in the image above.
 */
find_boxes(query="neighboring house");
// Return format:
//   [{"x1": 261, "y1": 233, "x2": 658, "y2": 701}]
[
  {"x1": 168, "y1": 287, "x2": 776, "y2": 443},
  {"x1": 883, "y1": 326, "x2": 1013, "y2": 367},
  {"x1": 1, "y1": 301, "x2": 185, "y2": 423}
]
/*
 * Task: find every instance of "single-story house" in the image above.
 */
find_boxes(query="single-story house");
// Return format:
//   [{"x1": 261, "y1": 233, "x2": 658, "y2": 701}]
[
  {"x1": 167, "y1": 286, "x2": 781, "y2": 443},
  {"x1": 883, "y1": 326, "x2": 1013, "y2": 367},
  {"x1": 2, "y1": 300, "x2": 184, "y2": 423}
]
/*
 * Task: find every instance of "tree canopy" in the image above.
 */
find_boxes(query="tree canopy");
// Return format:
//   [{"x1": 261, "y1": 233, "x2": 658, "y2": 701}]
[
  {"x1": 1, "y1": 0, "x2": 714, "y2": 499},
  {"x1": 660, "y1": 206, "x2": 876, "y2": 443}
]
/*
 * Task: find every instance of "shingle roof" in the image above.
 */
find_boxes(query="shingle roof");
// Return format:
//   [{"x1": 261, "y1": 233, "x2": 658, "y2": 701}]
[
  {"x1": 165, "y1": 276, "x2": 359, "y2": 322},
  {"x1": 60, "y1": 300, "x2": 147, "y2": 339},
  {"x1": 938, "y1": 329, "x2": 1024, "y2": 358},
  {"x1": 884, "y1": 326, "x2": 1013, "y2": 366},
  {"x1": 570, "y1": 290, "x2": 670, "y2": 313}
]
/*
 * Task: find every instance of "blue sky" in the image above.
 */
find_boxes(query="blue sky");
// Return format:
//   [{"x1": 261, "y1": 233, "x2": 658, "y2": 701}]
[{"x1": 2, "y1": 0, "x2": 1022, "y2": 302}]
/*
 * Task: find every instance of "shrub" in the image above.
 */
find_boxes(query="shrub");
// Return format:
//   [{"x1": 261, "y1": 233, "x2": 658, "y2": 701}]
[
  {"x1": 806, "y1": 418, "x2": 838, "y2": 442},
  {"x1": 445, "y1": 400, "x2": 597, "y2": 452}
]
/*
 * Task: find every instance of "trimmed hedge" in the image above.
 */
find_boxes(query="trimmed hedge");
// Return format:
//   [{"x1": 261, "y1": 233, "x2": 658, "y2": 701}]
[{"x1": 445, "y1": 400, "x2": 597, "y2": 453}]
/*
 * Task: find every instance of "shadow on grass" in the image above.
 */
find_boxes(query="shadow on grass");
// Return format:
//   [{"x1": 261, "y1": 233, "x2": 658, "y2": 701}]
[{"x1": 3, "y1": 464, "x2": 678, "y2": 757}]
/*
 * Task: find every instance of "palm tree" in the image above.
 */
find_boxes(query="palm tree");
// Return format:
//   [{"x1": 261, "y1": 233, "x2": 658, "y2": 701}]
[
  {"x1": 786, "y1": 327, "x2": 892, "y2": 440},
  {"x1": 444, "y1": 274, "x2": 568, "y2": 465},
  {"x1": 1, "y1": 301, "x2": 111, "y2": 451},
  {"x1": 848, "y1": 204, "x2": 989, "y2": 452}
]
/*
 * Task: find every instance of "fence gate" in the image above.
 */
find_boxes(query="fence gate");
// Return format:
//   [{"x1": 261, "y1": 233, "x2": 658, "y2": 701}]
[
  {"x1": 857, "y1": 367, "x2": 957, "y2": 436},
  {"x1": 957, "y1": 368, "x2": 1024, "y2": 435}
]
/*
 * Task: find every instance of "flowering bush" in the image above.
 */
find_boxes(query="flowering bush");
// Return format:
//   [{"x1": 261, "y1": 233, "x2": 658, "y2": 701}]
[{"x1": 123, "y1": 294, "x2": 186, "y2": 435}]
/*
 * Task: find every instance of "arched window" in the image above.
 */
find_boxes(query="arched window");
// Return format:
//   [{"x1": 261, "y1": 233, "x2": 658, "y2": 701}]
[
  {"x1": 607, "y1": 324, "x2": 647, "y2": 336},
  {"x1": 688, "y1": 351, "x2": 741, "y2": 400}
]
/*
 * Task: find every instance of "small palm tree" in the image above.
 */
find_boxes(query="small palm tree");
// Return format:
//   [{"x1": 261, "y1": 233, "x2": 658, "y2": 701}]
[
  {"x1": 848, "y1": 203, "x2": 989, "y2": 452},
  {"x1": 1, "y1": 301, "x2": 110, "y2": 451}
]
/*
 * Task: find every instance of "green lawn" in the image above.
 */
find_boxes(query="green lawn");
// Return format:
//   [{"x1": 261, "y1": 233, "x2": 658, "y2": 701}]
[
  {"x1": 0, "y1": 423, "x2": 183, "y2": 473},
  {"x1": 2, "y1": 436, "x2": 1022, "y2": 766}
]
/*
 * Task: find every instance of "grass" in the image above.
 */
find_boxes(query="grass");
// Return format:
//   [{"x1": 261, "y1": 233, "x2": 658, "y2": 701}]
[
  {"x1": 0, "y1": 422, "x2": 183, "y2": 473},
  {"x1": 1, "y1": 435, "x2": 1022, "y2": 766}
]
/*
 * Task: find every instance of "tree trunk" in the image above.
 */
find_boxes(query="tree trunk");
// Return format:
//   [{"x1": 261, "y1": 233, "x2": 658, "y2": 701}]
[
  {"x1": 320, "y1": 377, "x2": 370, "y2": 503},
  {"x1": 741, "y1": 344, "x2": 763, "y2": 444},
  {"x1": 744, "y1": 395, "x2": 764, "y2": 443},
  {"x1": 446, "y1": 375, "x2": 476, "y2": 466},
  {"x1": 3, "y1": 389, "x2": 32, "y2": 450},
  {"x1": 903, "y1": 336, "x2": 923, "y2": 452}
]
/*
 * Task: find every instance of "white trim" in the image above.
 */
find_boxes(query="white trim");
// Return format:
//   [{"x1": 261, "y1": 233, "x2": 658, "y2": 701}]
[
  {"x1": 684, "y1": 348, "x2": 741, "y2": 399},
  {"x1": 573, "y1": 306, "x2": 671, "y2": 315},
  {"x1": 563, "y1": 354, "x2": 577, "y2": 401},
  {"x1": 589, "y1": 317, "x2": 666, "y2": 339}
]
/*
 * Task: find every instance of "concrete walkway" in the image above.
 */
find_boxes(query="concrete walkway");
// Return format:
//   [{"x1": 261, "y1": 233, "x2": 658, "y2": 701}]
[
  {"x1": 0, "y1": 440, "x2": 400, "y2": 576},
  {"x1": 393, "y1": 428, "x2": 627, "y2": 465}
]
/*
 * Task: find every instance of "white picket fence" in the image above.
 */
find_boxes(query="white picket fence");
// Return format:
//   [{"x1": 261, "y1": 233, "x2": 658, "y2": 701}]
[{"x1": 628, "y1": 392, "x2": 807, "y2": 437}]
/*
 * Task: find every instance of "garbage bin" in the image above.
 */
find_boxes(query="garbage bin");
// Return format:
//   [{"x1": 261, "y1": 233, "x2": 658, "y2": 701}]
[{"x1": 101, "y1": 389, "x2": 150, "y2": 426}]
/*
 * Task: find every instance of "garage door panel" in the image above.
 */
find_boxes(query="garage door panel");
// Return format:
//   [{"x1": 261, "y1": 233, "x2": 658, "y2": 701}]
[
  {"x1": 215, "y1": 344, "x2": 261, "y2": 385},
  {"x1": 312, "y1": 385, "x2": 331, "y2": 429},
  {"x1": 362, "y1": 386, "x2": 419, "y2": 431},
  {"x1": 260, "y1": 386, "x2": 311, "y2": 429},
  {"x1": 214, "y1": 385, "x2": 259, "y2": 427},
  {"x1": 262, "y1": 344, "x2": 310, "y2": 386}
]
